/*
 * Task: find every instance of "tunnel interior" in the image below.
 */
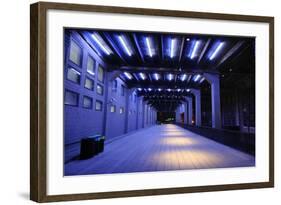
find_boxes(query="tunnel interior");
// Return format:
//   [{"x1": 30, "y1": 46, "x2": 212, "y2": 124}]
[{"x1": 63, "y1": 28, "x2": 256, "y2": 175}]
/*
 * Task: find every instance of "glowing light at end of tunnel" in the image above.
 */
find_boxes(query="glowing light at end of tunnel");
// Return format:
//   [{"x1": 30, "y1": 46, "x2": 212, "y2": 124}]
[
  {"x1": 118, "y1": 35, "x2": 132, "y2": 56},
  {"x1": 209, "y1": 42, "x2": 224, "y2": 60}
]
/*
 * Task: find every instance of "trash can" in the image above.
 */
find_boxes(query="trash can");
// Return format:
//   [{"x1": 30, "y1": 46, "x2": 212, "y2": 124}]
[{"x1": 80, "y1": 135, "x2": 105, "y2": 159}]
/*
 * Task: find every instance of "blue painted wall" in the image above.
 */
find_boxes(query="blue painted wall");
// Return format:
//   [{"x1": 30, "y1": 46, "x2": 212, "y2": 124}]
[
  {"x1": 64, "y1": 30, "x2": 107, "y2": 145},
  {"x1": 64, "y1": 30, "x2": 157, "y2": 163},
  {"x1": 104, "y1": 78, "x2": 127, "y2": 139}
]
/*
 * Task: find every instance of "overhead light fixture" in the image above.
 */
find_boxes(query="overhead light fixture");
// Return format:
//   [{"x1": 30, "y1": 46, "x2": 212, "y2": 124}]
[
  {"x1": 209, "y1": 41, "x2": 224, "y2": 60},
  {"x1": 186, "y1": 89, "x2": 190, "y2": 92},
  {"x1": 181, "y1": 74, "x2": 187, "y2": 81},
  {"x1": 189, "y1": 40, "x2": 200, "y2": 59},
  {"x1": 153, "y1": 73, "x2": 160, "y2": 81},
  {"x1": 199, "y1": 77, "x2": 205, "y2": 83},
  {"x1": 194, "y1": 74, "x2": 201, "y2": 82},
  {"x1": 177, "y1": 88, "x2": 181, "y2": 92},
  {"x1": 167, "y1": 73, "x2": 173, "y2": 81},
  {"x1": 158, "y1": 88, "x2": 162, "y2": 91},
  {"x1": 167, "y1": 88, "x2": 171, "y2": 92},
  {"x1": 91, "y1": 33, "x2": 112, "y2": 55},
  {"x1": 124, "y1": 72, "x2": 133, "y2": 80},
  {"x1": 148, "y1": 88, "x2": 152, "y2": 91},
  {"x1": 137, "y1": 88, "x2": 142, "y2": 91},
  {"x1": 186, "y1": 38, "x2": 190, "y2": 41},
  {"x1": 118, "y1": 35, "x2": 132, "y2": 56},
  {"x1": 170, "y1": 38, "x2": 176, "y2": 58},
  {"x1": 146, "y1": 37, "x2": 153, "y2": 57},
  {"x1": 139, "y1": 73, "x2": 146, "y2": 80}
]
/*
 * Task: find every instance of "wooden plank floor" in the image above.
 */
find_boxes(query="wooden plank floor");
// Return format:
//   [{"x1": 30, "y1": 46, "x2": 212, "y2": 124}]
[{"x1": 65, "y1": 124, "x2": 255, "y2": 176}]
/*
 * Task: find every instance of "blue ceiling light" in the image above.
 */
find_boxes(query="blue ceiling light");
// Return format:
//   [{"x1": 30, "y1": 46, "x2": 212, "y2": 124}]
[
  {"x1": 189, "y1": 40, "x2": 201, "y2": 59},
  {"x1": 199, "y1": 77, "x2": 205, "y2": 83},
  {"x1": 153, "y1": 73, "x2": 160, "y2": 81},
  {"x1": 177, "y1": 88, "x2": 181, "y2": 92},
  {"x1": 118, "y1": 35, "x2": 132, "y2": 56},
  {"x1": 158, "y1": 88, "x2": 162, "y2": 91},
  {"x1": 91, "y1": 32, "x2": 112, "y2": 55},
  {"x1": 148, "y1": 88, "x2": 152, "y2": 91},
  {"x1": 186, "y1": 89, "x2": 190, "y2": 92},
  {"x1": 139, "y1": 73, "x2": 146, "y2": 80},
  {"x1": 167, "y1": 88, "x2": 171, "y2": 92},
  {"x1": 124, "y1": 72, "x2": 133, "y2": 80},
  {"x1": 209, "y1": 41, "x2": 224, "y2": 60},
  {"x1": 193, "y1": 74, "x2": 201, "y2": 82},
  {"x1": 167, "y1": 73, "x2": 173, "y2": 81},
  {"x1": 137, "y1": 88, "x2": 142, "y2": 91},
  {"x1": 180, "y1": 74, "x2": 187, "y2": 81},
  {"x1": 170, "y1": 38, "x2": 176, "y2": 58},
  {"x1": 145, "y1": 37, "x2": 153, "y2": 57}
]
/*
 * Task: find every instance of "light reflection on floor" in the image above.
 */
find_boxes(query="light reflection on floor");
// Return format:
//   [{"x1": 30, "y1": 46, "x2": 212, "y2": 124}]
[{"x1": 65, "y1": 124, "x2": 255, "y2": 176}]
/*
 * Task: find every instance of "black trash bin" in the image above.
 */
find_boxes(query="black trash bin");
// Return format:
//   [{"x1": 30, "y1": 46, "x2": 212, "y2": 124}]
[{"x1": 80, "y1": 135, "x2": 105, "y2": 159}]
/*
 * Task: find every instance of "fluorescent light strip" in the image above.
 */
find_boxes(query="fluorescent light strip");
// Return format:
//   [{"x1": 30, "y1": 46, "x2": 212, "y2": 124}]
[
  {"x1": 91, "y1": 33, "x2": 112, "y2": 55},
  {"x1": 118, "y1": 35, "x2": 132, "y2": 56},
  {"x1": 190, "y1": 40, "x2": 200, "y2": 59},
  {"x1": 146, "y1": 37, "x2": 153, "y2": 57},
  {"x1": 181, "y1": 74, "x2": 187, "y2": 81},
  {"x1": 167, "y1": 73, "x2": 173, "y2": 81},
  {"x1": 199, "y1": 77, "x2": 205, "y2": 83},
  {"x1": 194, "y1": 74, "x2": 201, "y2": 82},
  {"x1": 139, "y1": 73, "x2": 146, "y2": 80},
  {"x1": 154, "y1": 73, "x2": 160, "y2": 81},
  {"x1": 170, "y1": 38, "x2": 175, "y2": 58},
  {"x1": 124, "y1": 72, "x2": 133, "y2": 80},
  {"x1": 209, "y1": 42, "x2": 224, "y2": 60}
]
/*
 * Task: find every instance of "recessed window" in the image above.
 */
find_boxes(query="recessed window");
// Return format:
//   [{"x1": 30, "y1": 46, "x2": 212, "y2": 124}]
[
  {"x1": 110, "y1": 105, "x2": 116, "y2": 113},
  {"x1": 121, "y1": 85, "x2": 125, "y2": 96},
  {"x1": 112, "y1": 80, "x2": 117, "y2": 92},
  {"x1": 97, "y1": 65, "x2": 104, "y2": 82},
  {"x1": 64, "y1": 90, "x2": 79, "y2": 106},
  {"x1": 69, "y1": 40, "x2": 82, "y2": 66},
  {"x1": 84, "y1": 77, "x2": 94, "y2": 90},
  {"x1": 83, "y1": 96, "x2": 93, "y2": 109},
  {"x1": 95, "y1": 100, "x2": 103, "y2": 111},
  {"x1": 87, "y1": 56, "x2": 95, "y2": 76},
  {"x1": 120, "y1": 107, "x2": 124, "y2": 114},
  {"x1": 66, "y1": 68, "x2": 81, "y2": 84},
  {"x1": 97, "y1": 84, "x2": 103, "y2": 95}
]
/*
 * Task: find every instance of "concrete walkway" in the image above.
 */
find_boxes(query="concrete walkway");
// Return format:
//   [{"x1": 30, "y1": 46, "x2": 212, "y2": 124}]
[{"x1": 64, "y1": 124, "x2": 255, "y2": 176}]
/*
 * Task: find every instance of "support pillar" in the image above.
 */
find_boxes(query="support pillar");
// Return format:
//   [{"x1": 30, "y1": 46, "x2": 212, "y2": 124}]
[
  {"x1": 190, "y1": 89, "x2": 201, "y2": 126},
  {"x1": 185, "y1": 97, "x2": 193, "y2": 125},
  {"x1": 203, "y1": 73, "x2": 222, "y2": 129}
]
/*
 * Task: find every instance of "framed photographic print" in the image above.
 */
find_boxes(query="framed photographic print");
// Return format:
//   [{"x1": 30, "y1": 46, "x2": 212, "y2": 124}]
[{"x1": 30, "y1": 2, "x2": 274, "y2": 202}]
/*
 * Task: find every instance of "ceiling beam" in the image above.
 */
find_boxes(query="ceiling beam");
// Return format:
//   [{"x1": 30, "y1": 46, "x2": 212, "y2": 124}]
[
  {"x1": 103, "y1": 32, "x2": 129, "y2": 65},
  {"x1": 109, "y1": 66, "x2": 219, "y2": 75},
  {"x1": 132, "y1": 34, "x2": 145, "y2": 63},
  {"x1": 197, "y1": 38, "x2": 211, "y2": 64}
]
